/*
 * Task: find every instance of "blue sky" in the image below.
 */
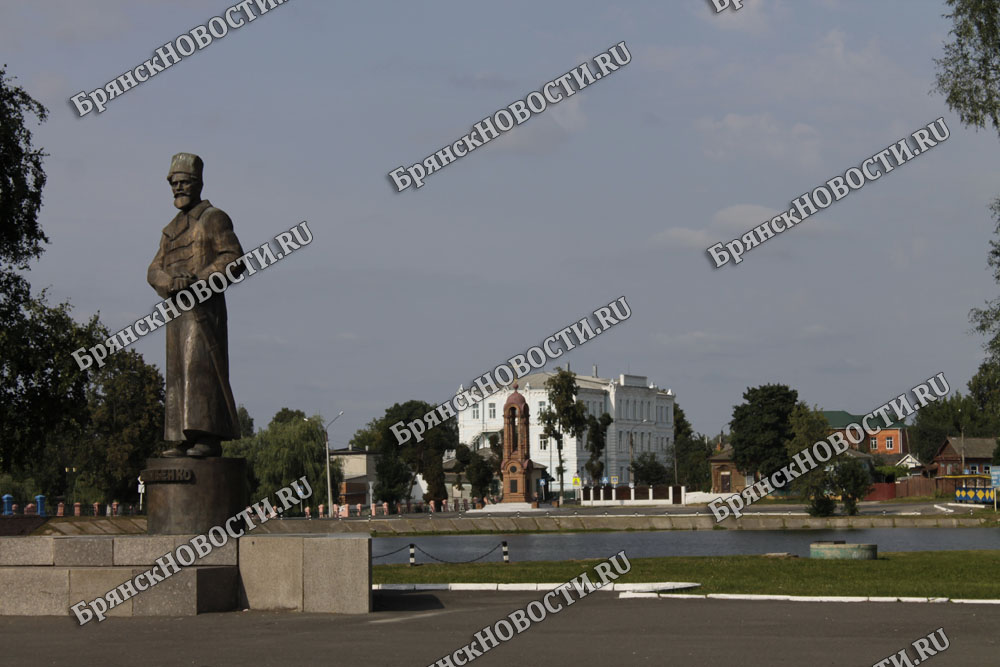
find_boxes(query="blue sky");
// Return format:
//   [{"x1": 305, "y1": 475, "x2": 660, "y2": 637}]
[{"x1": 4, "y1": 0, "x2": 999, "y2": 445}]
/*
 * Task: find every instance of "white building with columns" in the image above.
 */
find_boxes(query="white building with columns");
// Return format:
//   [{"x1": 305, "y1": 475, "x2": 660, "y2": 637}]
[{"x1": 456, "y1": 368, "x2": 675, "y2": 493}]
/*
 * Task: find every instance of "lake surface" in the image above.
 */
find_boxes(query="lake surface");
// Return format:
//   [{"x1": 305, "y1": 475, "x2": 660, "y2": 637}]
[{"x1": 371, "y1": 528, "x2": 1000, "y2": 565}]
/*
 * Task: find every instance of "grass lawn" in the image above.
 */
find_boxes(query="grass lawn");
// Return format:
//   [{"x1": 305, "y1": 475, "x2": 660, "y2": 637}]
[{"x1": 373, "y1": 550, "x2": 1000, "y2": 598}]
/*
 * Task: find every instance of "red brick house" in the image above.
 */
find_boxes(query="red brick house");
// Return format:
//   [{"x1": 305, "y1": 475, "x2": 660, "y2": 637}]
[
  {"x1": 822, "y1": 410, "x2": 908, "y2": 455},
  {"x1": 709, "y1": 445, "x2": 753, "y2": 494}
]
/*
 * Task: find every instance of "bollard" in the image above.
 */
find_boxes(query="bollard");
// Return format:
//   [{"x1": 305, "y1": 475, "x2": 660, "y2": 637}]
[
  {"x1": 356, "y1": 503, "x2": 362, "y2": 517},
  {"x1": 318, "y1": 504, "x2": 325, "y2": 518},
  {"x1": 305, "y1": 506, "x2": 312, "y2": 519},
  {"x1": 1, "y1": 494, "x2": 12, "y2": 516},
  {"x1": 429, "y1": 500, "x2": 435, "y2": 513},
  {"x1": 409, "y1": 544, "x2": 416, "y2": 566},
  {"x1": 25, "y1": 503, "x2": 36, "y2": 516},
  {"x1": 35, "y1": 495, "x2": 46, "y2": 517},
  {"x1": 502, "y1": 541, "x2": 509, "y2": 564},
  {"x1": 370, "y1": 503, "x2": 376, "y2": 516},
  {"x1": 73, "y1": 502, "x2": 81, "y2": 517},
  {"x1": 112, "y1": 501, "x2": 119, "y2": 516},
  {"x1": 383, "y1": 501, "x2": 389, "y2": 516},
  {"x1": 57, "y1": 502, "x2": 65, "y2": 517},
  {"x1": 12, "y1": 503, "x2": 20, "y2": 515}
]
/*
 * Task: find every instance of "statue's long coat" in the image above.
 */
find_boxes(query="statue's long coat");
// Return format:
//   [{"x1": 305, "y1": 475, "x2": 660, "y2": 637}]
[{"x1": 147, "y1": 199, "x2": 244, "y2": 442}]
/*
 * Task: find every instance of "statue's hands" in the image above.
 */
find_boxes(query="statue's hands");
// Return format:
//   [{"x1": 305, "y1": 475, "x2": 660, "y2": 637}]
[{"x1": 170, "y1": 272, "x2": 198, "y2": 293}]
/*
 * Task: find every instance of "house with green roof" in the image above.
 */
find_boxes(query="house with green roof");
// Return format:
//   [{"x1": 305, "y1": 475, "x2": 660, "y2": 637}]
[{"x1": 821, "y1": 410, "x2": 909, "y2": 456}]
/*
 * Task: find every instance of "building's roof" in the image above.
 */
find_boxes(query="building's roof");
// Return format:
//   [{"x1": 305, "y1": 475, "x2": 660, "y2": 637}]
[
  {"x1": 504, "y1": 386, "x2": 527, "y2": 409},
  {"x1": 941, "y1": 436, "x2": 998, "y2": 460},
  {"x1": 330, "y1": 448, "x2": 375, "y2": 456},
  {"x1": 516, "y1": 371, "x2": 614, "y2": 392},
  {"x1": 842, "y1": 448, "x2": 873, "y2": 461},
  {"x1": 822, "y1": 410, "x2": 906, "y2": 430},
  {"x1": 879, "y1": 452, "x2": 922, "y2": 467},
  {"x1": 822, "y1": 410, "x2": 862, "y2": 429},
  {"x1": 709, "y1": 444, "x2": 734, "y2": 461}
]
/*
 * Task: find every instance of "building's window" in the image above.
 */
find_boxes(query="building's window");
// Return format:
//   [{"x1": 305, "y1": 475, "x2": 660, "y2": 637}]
[
  {"x1": 970, "y1": 464, "x2": 979, "y2": 473},
  {"x1": 540, "y1": 437, "x2": 548, "y2": 451},
  {"x1": 745, "y1": 473, "x2": 755, "y2": 486},
  {"x1": 618, "y1": 432, "x2": 623, "y2": 452},
  {"x1": 870, "y1": 437, "x2": 877, "y2": 450},
  {"x1": 510, "y1": 479, "x2": 518, "y2": 493},
  {"x1": 631, "y1": 401, "x2": 636, "y2": 419},
  {"x1": 488, "y1": 403, "x2": 496, "y2": 419},
  {"x1": 472, "y1": 404, "x2": 479, "y2": 419},
  {"x1": 886, "y1": 437, "x2": 894, "y2": 451},
  {"x1": 985, "y1": 465, "x2": 992, "y2": 474},
  {"x1": 946, "y1": 464, "x2": 953, "y2": 474}
]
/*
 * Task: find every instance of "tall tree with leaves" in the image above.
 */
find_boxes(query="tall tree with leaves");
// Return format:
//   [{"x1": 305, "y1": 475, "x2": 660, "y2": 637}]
[
  {"x1": 784, "y1": 403, "x2": 835, "y2": 515},
  {"x1": 75, "y1": 349, "x2": 165, "y2": 503},
  {"x1": 673, "y1": 403, "x2": 712, "y2": 490},
  {"x1": 934, "y1": 1, "x2": 1000, "y2": 362},
  {"x1": 237, "y1": 405, "x2": 255, "y2": 438},
  {"x1": 583, "y1": 412, "x2": 614, "y2": 485},
  {"x1": 349, "y1": 400, "x2": 457, "y2": 505},
  {"x1": 538, "y1": 369, "x2": 588, "y2": 495},
  {"x1": 730, "y1": 384, "x2": 799, "y2": 479}
]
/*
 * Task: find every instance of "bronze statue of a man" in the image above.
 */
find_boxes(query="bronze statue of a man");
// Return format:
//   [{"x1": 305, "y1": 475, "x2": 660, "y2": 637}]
[{"x1": 148, "y1": 153, "x2": 244, "y2": 457}]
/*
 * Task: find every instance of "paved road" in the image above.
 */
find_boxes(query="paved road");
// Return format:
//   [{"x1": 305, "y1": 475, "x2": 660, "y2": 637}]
[{"x1": 3, "y1": 592, "x2": 996, "y2": 666}]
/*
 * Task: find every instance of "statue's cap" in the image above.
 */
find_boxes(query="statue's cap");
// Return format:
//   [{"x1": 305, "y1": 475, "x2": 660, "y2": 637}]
[{"x1": 167, "y1": 153, "x2": 203, "y2": 180}]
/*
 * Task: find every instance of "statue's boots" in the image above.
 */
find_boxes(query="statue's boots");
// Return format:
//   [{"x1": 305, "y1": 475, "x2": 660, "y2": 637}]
[
  {"x1": 161, "y1": 445, "x2": 186, "y2": 457},
  {"x1": 186, "y1": 440, "x2": 222, "y2": 458}
]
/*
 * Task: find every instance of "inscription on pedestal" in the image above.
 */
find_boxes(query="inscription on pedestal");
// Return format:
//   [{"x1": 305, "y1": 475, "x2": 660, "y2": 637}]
[{"x1": 140, "y1": 468, "x2": 194, "y2": 483}]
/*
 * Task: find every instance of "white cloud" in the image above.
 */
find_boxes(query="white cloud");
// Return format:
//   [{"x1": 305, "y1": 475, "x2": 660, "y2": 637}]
[{"x1": 695, "y1": 112, "x2": 822, "y2": 166}]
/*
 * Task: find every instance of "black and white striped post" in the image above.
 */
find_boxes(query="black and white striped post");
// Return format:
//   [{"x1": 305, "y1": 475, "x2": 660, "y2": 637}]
[
  {"x1": 409, "y1": 543, "x2": 416, "y2": 566},
  {"x1": 502, "y1": 541, "x2": 509, "y2": 564}
]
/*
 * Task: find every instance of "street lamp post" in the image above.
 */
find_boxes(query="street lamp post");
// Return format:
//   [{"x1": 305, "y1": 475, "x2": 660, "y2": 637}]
[{"x1": 306, "y1": 411, "x2": 344, "y2": 517}]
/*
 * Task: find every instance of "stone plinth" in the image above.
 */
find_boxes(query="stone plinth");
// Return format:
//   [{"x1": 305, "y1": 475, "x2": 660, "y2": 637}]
[
  {"x1": 239, "y1": 535, "x2": 371, "y2": 614},
  {"x1": 144, "y1": 457, "x2": 248, "y2": 535},
  {"x1": 0, "y1": 535, "x2": 242, "y2": 617}
]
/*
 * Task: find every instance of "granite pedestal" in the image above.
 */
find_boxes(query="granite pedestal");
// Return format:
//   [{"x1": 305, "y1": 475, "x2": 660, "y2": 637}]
[{"x1": 144, "y1": 457, "x2": 248, "y2": 535}]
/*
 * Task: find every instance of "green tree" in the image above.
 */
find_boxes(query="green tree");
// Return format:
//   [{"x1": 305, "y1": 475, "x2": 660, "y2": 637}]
[
  {"x1": 250, "y1": 416, "x2": 325, "y2": 514},
  {"x1": 934, "y1": 0, "x2": 1000, "y2": 137},
  {"x1": 373, "y1": 445, "x2": 411, "y2": 506},
  {"x1": 1, "y1": 291, "x2": 104, "y2": 473},
  {"x1": 632, "y1": 451, "x2": 669, "y2": 486},
  {"x1": 909, "y1": 392, "x2": 994, "y2": 463},
  {"x1": 730, "y1": 384, "x2": 799, "y2": 479},
  {"x1": 75, "y1": 349, "x2": 165, "y2": 503},
  {"x1": 935, "y1": 1, "x2": 1000, "y2": 363},
  {"x1": 237, "y1": 405, "x2": 255, "y2": 438},
  {"x1": 784, "y1": 403, "x2": 835, "y2": 515},
  {"x1": 583, "y1": 412, "x2": 613, "y2": 486},
  {"x1": 834, "y1": 457, "x2": 873, "y2": 516},
  {"x1": 464, "y1": 450, "x2": 494, "y2": 498},
  {"x1": 967, "y1": 360, "x2": 1000, "y2": 431},
  {"x1": 350, "y1": 400, "x2": 458, "y2": 505},
  {"x1": 673, "y1": 404, "x2": 711, "y2": 491},
  {"x1": 270, "y1": 407, "x2": 306, "y2": 427},
  {"x1": 539, "y1": 368, "x2": 588, "y2": 494},
  {"x1": 0, "y1": 65, "x2": 48, "y2": 270}
]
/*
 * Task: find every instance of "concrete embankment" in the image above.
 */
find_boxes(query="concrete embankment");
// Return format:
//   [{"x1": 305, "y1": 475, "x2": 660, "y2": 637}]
[
  {"x1": 27, "y1": 514, "x2": 988, "y2": 537},
  {"x1": 257, "y1": 514, "x2": 987, "y2": 535}
]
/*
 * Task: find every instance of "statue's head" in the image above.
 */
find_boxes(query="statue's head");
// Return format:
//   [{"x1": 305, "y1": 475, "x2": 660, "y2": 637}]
[{"x1": 167, "y1": 153, "x2": 204, "y2": 211}]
